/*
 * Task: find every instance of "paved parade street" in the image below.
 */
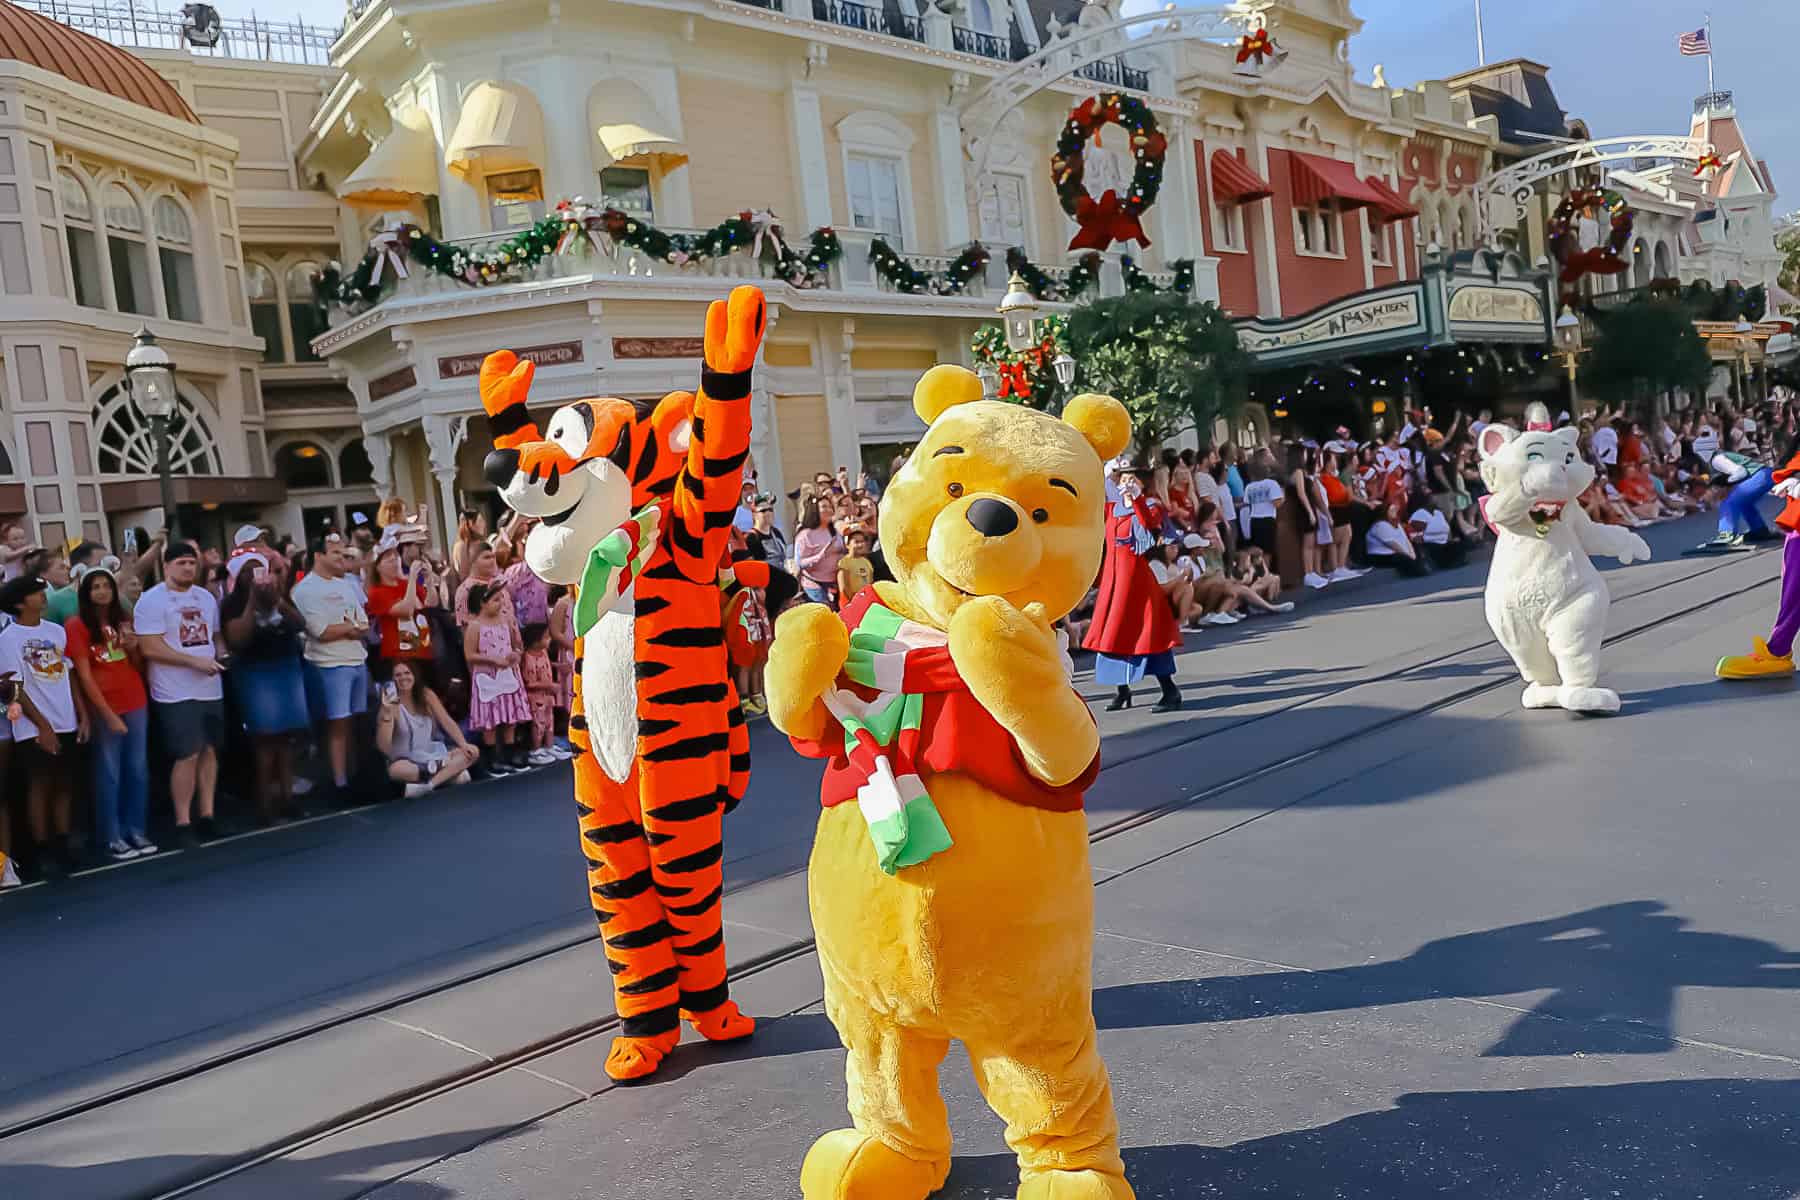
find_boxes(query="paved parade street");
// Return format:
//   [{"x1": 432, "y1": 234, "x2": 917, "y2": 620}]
[{"x1": 3, "y1": 513, "x2": 1797, "y2": 1200}]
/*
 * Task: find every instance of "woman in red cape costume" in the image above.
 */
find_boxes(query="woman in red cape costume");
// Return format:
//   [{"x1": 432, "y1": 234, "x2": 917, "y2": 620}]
[{"x1": 1083, "y1": 466, "x2": 1182, "y2": 712}]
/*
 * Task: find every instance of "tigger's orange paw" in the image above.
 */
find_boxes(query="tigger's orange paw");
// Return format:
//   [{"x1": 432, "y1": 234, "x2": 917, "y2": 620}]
[
  {"x1": 704, "y1": 285, "x2": 767, "y2": 373},
  {"x1": 604, "y1": 1030, "x2": 680, "y2": 1083},
  {"x1": 685, "y1": 1000, "x2": 755, "y2": 1043}
]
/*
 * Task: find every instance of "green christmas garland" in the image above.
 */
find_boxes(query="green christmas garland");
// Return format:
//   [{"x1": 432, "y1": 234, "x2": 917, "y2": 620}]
[
  {"x1": 868, "y1": 239, "x2": 991, "y2": 295},
  {"x1": 970, "y1": 313, "x2": 1073, "y2": 405},
  {"x1": 1122, "y1": 254, "x2": 1196, "y2": 296},
  {"x1": 314, "y1": 205, "x2": 845, "y2": 310}
]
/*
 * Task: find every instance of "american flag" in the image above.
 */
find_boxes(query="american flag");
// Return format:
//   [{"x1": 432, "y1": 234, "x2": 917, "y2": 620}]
[{"x1": 1678, "y1": 26, "x2": 1711, "y2": 55}]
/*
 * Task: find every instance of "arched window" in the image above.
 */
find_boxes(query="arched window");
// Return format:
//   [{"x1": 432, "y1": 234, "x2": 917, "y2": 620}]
[
  {"x1": 285, "y1": 261, "x2": 325, "y2": 363},
  {"x1": 93, "y1": 385, "x2": 222, "y2": 476},
  {"x1": 338, "y1": 438, "x2": 375, "y2": 486},
  {"x1": 60, "y1": 170, "x2": 104, "y2": 308},
  {"x1": 154, "y1": 196, "x2": 201, "y2": 322},
  {"x1": 245, "y1": 262, "x2": 286, "y2": 362},
  {"x1": 968, "y1": 0, "x2": 995, "y2": 33},
  {"x1": 102, "y1": 183, "x2": 153, "y2": 316},
  {"x1": 1654, "y1": 240, "x2": 1673, "y2": 279},
  {"x1": 275, "y1": 441, "x2": 333, "y2": 490}
]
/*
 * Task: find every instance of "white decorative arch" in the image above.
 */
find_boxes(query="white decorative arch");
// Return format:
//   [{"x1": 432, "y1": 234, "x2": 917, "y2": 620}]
[
  {"x1": 835, "y1": 110, "x2": 916, "y2": 152},
  {"x1": 1477, "y1": 135, "x2": 1713, "y2": 237},
  {"x1": 89, "y1": 379, "x2": 223, "y2": 477}
]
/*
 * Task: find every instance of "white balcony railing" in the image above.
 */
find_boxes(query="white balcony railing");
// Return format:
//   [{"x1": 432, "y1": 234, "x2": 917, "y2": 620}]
[{"x1": 14, "y1": 0, "x2": 336, "y2": 64}]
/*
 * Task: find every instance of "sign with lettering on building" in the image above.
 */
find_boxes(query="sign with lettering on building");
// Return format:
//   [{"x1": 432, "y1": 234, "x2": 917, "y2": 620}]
[
  {"x1": 612, "y1": 336, "x2": 707, "y2": 360},
  {"x1": 438, "y1": 341, "x2": 584, "y2": 380},
  {"x1": 368, "y1": 365, "x2": 417, "y2": 402},
  {"x1": 1237, "y1": 286, "x2": 1429, "y2": 368}
]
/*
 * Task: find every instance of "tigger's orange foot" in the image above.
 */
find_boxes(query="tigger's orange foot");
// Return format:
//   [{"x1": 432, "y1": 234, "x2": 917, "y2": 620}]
[
  {"x1": 684, "y1": 999, "x2": 755, "y2": 1043},
  {"x1": 604, "y1": 1030, "x2": 680, "y2": 1083},
  {"x1": 704, "y1": 285, "x2": 767, "y2": 374}
]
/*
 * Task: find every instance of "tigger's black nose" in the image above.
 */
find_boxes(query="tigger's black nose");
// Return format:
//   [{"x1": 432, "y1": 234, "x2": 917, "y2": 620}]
[
  {"x1": 484, "y1": 449, "x2": 520, "y2": 489},
  {"x1": 965, "y1": 497, "x2": 1019, "y2": 538}
]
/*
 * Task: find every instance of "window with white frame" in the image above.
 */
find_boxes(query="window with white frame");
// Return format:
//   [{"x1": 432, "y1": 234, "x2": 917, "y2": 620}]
[
  {"x1": 246, "y1": 261, "x2": 285, "y2": 362},
  {"x1": 599, "y1": 166, "x2": 654, "y2": 219},
  {"x1": 93, "y1": 385, "x2": 221, "y2": 476},
  {"x1": 285, "y1": 262, "x2": 326, "y2": 363},
  {"x1": 1212, "y1": 199, "x2": 1246, "y2": 252},
  {"x1": 1369, "y1": 220, "x2": 1392, "y2": 266},
  {"x1": 968, "y1": 0, "x2": 996, "y2": 33},
  {"x1": 59, "y1": 169, "x2": 103, "y2": 308},
  {"x1": 154, "y1": 196, "x2": 201, "y2": 322},
  {"x1": 1294, "y1": 204, "x2": 1341, "y2": 257},
  {"x1": 978, "y1": 174, "x2": 1029, "y2": 248},
  {"x1": 485, "y1": 168, "x2": 545, "y2": 231},
  {"x1": 103, "y1": 183, "x2": 154, "y2": 315},
  {"x1": 846, "y1": 152, "x2": 905, "y2": 246}
]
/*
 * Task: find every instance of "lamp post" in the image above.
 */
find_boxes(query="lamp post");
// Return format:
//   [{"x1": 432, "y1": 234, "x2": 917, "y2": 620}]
[
  {"x1": 123, "y1": 328, "x2": 179, "y2": 538},
  {"x1": 976, "y1": 362, "x2": 1000, "y2": 400},
  {"x1": 998, "y1": 272, "x2": 1040, "y2": 353},
  {"x1": 1554, "y1": 306, "x2": 1584, "y2": 416}
]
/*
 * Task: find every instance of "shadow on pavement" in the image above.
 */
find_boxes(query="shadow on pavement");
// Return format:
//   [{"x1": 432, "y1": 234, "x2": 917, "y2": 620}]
[
  {"x1": 942, "y1": 1077, "x2": 1800, "y2": 1199},
  {"x1": 0, "y1": 1127, "x2": 511, "y2": 1200},
  {"x1": 1093, "y1": 901, "x2": 1800, "y2": 1056}
]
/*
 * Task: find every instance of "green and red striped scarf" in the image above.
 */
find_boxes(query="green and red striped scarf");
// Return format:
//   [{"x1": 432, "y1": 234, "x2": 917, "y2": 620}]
[
  {"x1": 574, "y1": 504, "x2": 663, "y2": 637},
  {"x1": 821, "y1": 599, "x2": 960, "y2": 875}
]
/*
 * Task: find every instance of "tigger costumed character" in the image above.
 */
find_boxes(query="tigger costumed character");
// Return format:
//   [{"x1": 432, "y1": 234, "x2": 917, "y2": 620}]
[{"x1": 479, "y1": 285, "x2": 767, "y2": 1082}]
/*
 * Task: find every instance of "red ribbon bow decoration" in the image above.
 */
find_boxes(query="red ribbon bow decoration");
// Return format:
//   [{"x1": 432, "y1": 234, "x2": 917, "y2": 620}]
[
  {"x1": 997, "y1": 361, "x2": 1033, "y2": 400},
  {"x1": 1237, "y1": 28, "x2": 1273, "y2": 63},
  {"x1": 1069, "y1": 190, "x2": 1151, "y2": 252},
  {"x1": 1693, "y1": 152, "x2": 1723, "y2": 177}
]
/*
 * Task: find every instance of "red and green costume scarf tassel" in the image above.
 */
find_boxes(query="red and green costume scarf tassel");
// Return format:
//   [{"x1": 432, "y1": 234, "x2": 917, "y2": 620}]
[
  {"x1": 821, "y1": 598, "x2": 957, "y2": 874},
  {"x1": 574, "y1": 504, "x2": 662, "y2": 637}
]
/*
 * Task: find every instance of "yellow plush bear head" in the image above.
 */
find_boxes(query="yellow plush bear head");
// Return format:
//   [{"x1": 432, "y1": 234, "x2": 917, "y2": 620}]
[{"x1": 879, "y1": 364, "x2": 1131, "y2": 630}]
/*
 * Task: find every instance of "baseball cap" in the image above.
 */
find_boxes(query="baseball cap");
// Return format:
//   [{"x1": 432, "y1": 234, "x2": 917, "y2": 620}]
[
  {"x1": 164, "y1": 540, "x2": 199, "y2": 563},
  {"x1": 234, "y1": 524, "x2": 262, "y2": 548},
  {"x1": 227, "y1": 551, "x2": 268, "y2": 585},
  {"x1": 1182, "y1": 532, "x2": 1206, "y2": 550},
  {"x1": 0, "y1": 574, "x2": 47, "y2": 616}
]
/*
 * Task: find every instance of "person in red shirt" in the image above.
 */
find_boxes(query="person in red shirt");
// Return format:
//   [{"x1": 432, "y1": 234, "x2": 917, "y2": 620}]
[
  {"x1": 365, "y1": 537, "x2": 435, "y2": 685},
  {"x1": 66, "y1": 566, "x2": 155, "y2": 860}
]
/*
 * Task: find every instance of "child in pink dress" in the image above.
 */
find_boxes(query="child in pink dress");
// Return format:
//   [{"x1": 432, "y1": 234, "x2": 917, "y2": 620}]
[
  {"x1": 520, "y1": 622, "x2": 559, "y2": 766},
  {"x1": 462, "y1": 583, "x2": 529, "y2": 775}
]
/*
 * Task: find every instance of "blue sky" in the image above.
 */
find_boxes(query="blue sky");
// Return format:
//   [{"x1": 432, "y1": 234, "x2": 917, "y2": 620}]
[
  {"x1": 278, "y1": 0, "x2": 1795, "y2": 212},
  {"x1": 1349, "y1": 0, "x2": 1796, "y2": 208}
]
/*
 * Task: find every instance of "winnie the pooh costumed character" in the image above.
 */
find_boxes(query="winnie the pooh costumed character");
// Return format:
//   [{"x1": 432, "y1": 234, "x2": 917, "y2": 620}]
[{"x1": 767, "y1": 365, "x2": 1135, "y2": 1200}]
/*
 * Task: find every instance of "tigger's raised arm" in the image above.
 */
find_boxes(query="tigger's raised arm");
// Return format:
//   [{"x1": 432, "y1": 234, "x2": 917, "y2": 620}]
[{"x1": 667, "y1": 285, "x2": 767, "y2": 582}]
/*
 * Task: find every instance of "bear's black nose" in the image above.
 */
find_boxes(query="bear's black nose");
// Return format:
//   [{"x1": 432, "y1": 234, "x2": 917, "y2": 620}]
[
  {"x1": 483, "y1": 448, "x2": 520, "y2": 489},
  {"x1": 965, "y1": 497, "x2": 1019, "y2": 538}
]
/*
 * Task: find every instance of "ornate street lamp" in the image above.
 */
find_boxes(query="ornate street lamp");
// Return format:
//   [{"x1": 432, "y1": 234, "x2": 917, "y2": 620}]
[
  {"x1": 1053, "y1": 352, "x2": 1077, "y2": 389},
  {"x1": 1554, "y1": 306, "x2": 1584, "y2": 415},
  {"x1": 998, "y1": 272, "x2": 1040, "y2": 353},
  {"x1": 976, "y1": 362, "x2": 1001, "y2": 399},
  {"x1": 123, "y1": 328, "x2": 179, "y2": 537}
]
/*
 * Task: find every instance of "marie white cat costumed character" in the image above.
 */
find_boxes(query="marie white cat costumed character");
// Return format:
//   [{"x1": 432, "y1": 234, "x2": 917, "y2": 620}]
[{"x1": 1478, "y1": 417, "x2": 1651, "y2": 714}]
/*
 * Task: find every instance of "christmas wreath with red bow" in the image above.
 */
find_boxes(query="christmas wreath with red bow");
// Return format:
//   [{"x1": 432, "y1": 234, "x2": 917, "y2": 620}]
[
  {"x1": 1548, "y1": 187, "x2": 1633, "y2": 298},
  {"x1": 1052, "y1": 91, "x2": 1166, "y2": 252}
]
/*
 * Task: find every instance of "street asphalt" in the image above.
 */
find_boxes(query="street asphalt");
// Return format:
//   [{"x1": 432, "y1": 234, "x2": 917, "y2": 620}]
[{"x1": 2, "y1": 510, "x2": 1797, "y2": 1199}]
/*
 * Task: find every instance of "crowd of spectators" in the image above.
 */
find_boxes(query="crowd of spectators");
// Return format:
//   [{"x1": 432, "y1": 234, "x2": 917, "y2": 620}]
[
  {"x1": 2, "y1": 389, "x2": 1784, "y2": 890},
  {"x1": 0, "y1": 504, "x2": 584, "y2": 888}
]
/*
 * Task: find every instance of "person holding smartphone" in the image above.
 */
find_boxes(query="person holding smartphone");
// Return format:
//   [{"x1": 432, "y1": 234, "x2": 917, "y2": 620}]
[{"x1": 376, "y1": 661, "x2": 478, "y2": 798}]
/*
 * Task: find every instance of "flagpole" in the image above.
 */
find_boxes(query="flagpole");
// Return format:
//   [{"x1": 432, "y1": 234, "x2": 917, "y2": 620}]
[
  {"x1": 1474, "y1": 0, "x2": 1486, "y2": 66},
  {"x1": 1706, "y1": 13, "x2": 1715, "y2": 97}
]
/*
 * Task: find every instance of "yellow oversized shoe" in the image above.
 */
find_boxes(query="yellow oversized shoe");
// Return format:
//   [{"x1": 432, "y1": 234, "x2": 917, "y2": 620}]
[
  {"x1": 1716, "y1": 637, "x2": 1796, "y2": 680},
  {"x1": 1017, "y1": 1168, "x2": 1136, "y2": 1200},
  {"x1": 800, "y1": 1129, "x2": 947, "y2": 1200}
]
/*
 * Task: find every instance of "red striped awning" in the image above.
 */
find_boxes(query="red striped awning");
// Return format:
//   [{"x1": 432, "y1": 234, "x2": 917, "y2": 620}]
[
  {"x1": 1210, "y1": 149, "x2": 1273, "y2": 206},
  {"x1": 1362, "y1": 175, "x2": 1420, "y2": 224},
  {"x1": 1288, "y1": 151, "x2": 1388, "y2": 211}
]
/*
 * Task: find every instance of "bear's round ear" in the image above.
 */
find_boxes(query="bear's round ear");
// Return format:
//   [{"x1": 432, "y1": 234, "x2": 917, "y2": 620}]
[
  {"x1": 1063, "y1": 392, "x2": 1131, "y2": 462},
  {"x1": 913, "y1": 365, "x2": 985, "y2": 425},
  {"x1": 1478, "y1": 423, "x2": 1518, "y2": 461}
]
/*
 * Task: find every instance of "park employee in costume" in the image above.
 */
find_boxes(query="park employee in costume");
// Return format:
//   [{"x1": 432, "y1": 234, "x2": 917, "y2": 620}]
[
  {"x1": 768, "y1": 366, "x2": 1138, "y2": 1200},
  {"x1": 1085, "y1": 461, "x2": 1183, "y2": 712},
  {"x1": 1717, "y1": 440, "x2": 1800, "y2": 678}
]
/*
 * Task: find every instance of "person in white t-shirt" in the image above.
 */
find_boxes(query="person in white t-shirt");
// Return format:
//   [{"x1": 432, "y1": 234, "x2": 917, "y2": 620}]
[
  {"x1": 292, "y1": 534, "x2": 372, "y2": 801},
  {"x1": 1590, "y1": 419, "x2": 1620, "y2": 468},
  {"x1": 0, "y1": 520, "x2": 30, "y2": 583},
  {"x1": 1239, "y1": 465, "x2": 1284, "y2": 555},
  {"x1": 134, "y1": 541, "x2": 226, "y2": 844},
  {"x1": 1365, "y1": 503, "x2": 1430, "y2": 576},
  {"x1": 1408, "y1": 506, "x2": 1467, "y2": 569},
  {"x1": 0, "y1": 573, "x2": 87, "y2": 876}
]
